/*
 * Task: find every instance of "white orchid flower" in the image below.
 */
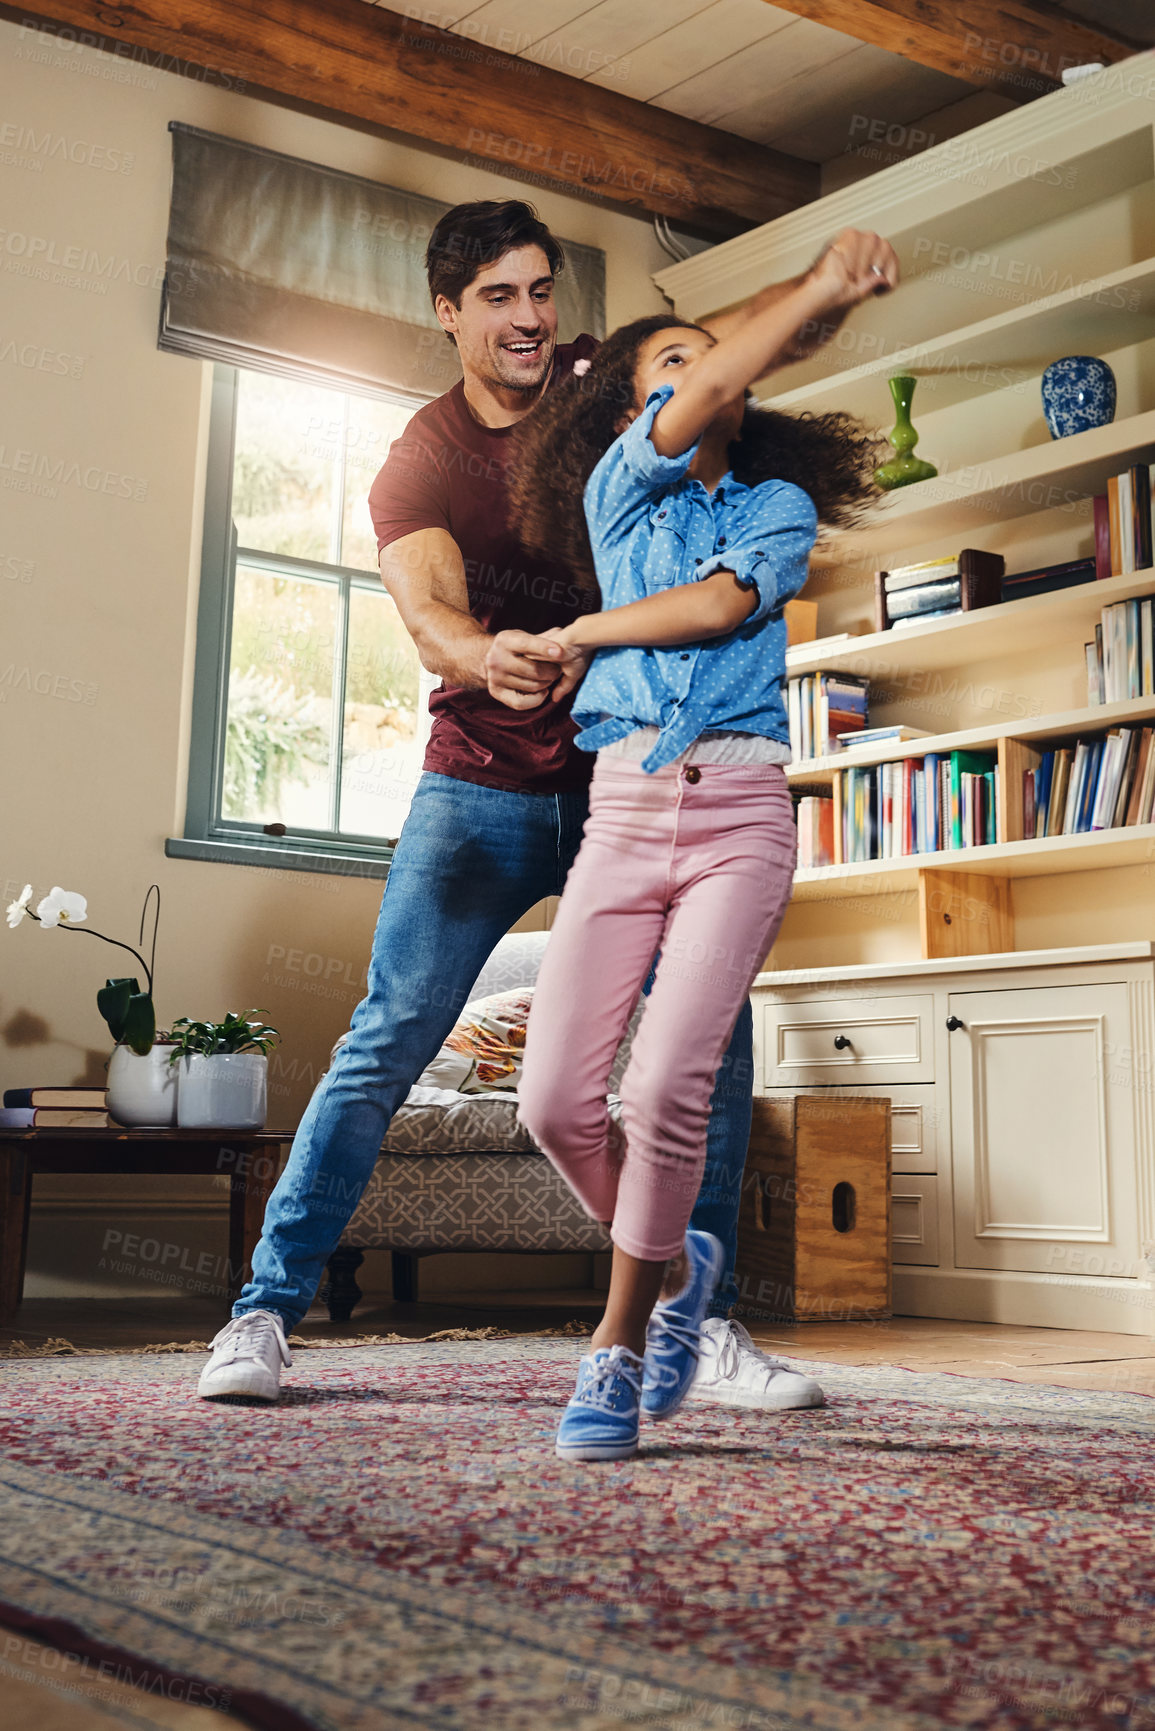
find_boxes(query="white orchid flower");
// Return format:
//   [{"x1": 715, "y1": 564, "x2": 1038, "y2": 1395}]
[
  {"x1": 5, "y1": 884, "x2": 34, "y2": 929},
  {"x1": 36, "y1": 887, "x2": 88, "y2": 928}
]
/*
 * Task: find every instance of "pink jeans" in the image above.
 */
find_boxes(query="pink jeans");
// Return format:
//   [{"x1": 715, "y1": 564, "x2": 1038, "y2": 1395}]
[{"x1": 518, "y1": 756, "x2": 797, "y2": 1263}]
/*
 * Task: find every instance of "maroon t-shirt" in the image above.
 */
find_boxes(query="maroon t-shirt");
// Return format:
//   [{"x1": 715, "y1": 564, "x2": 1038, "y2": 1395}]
[{"x1": 369, "y1": 334, "x2": 600, "y2": 794}]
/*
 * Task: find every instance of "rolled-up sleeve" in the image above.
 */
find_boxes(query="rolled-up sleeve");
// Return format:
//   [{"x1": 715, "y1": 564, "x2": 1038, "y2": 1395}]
[
  {"x1": 695, "y1": 481, "x2": 817, "y2": 624},
  {"x1": 584, "y1": 384, "x2": 699, "y2": 546}
]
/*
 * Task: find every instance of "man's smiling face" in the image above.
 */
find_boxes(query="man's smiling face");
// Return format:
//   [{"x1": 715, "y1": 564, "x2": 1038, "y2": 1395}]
[{"x1": 434, "y1": 243, "x2": 559, "y2": 394}]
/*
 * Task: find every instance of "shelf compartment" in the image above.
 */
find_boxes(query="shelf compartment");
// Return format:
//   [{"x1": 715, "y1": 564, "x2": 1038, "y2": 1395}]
[
  {"x1": 790, "y1": 824, "x2": 1155, "y2": 902},
  {"x1": 762, "y1": 256, "x2": 1155, "y2": 426},
  {"x1": 808, "y1": 410, "x2": 1155, "y2": 564},
  {"x1": 788, "y1": 696, "x2": 1155, "y2": 789},
  {"x1": 787, "y1": 568, "x2": 1155, "y2": 679}
]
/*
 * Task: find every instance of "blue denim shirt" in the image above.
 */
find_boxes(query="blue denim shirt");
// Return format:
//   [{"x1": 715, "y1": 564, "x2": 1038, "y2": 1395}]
[{"x1": 573, "y1": 384, "x2": 818, "y2": 772}]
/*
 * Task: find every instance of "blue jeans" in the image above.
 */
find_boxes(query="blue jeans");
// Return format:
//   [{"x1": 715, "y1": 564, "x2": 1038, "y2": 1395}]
[{"x1": 235, "y1": 770, "x2": 753, "y2": 1329}]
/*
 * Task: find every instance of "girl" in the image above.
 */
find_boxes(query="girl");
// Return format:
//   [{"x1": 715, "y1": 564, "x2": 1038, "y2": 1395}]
[{"x1": 511, "y1": 245, "x2": 889, "y2": 1461}]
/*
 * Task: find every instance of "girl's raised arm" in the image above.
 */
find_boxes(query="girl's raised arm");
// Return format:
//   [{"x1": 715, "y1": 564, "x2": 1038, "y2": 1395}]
[{"x1": 651, "y1": 238, "x2": 895, "y2": 462}]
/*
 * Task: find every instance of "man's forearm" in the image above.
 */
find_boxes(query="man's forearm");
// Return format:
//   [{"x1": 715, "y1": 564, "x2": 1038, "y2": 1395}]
[{"x1": 404, "y1": 599, "x2": 492, "y2": 689}]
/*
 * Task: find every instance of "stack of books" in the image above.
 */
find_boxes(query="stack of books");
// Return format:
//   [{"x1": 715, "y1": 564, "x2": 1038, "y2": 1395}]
[
  {"x1": 795, "y1": 794, "x2": 835, "y2": 868},
  {"x1": 1025, "y1": 727, "x2": 1155, "y2": 836},
  {"x1": 1001, "y1": 556, "x2": 1097, "y2": 603},
  {"x1": 1086, "y1": 597, "x2": 1155, "y2": 704},
  {"x1": 0, "y1": 1085, "x2": 110, "y2": 1128},
  {"x1": 834, "y1": 749, "x2": 998, "y2": 864},
  {"x1": 873, "y1": 549, "x2": 1004, "y2": 632},
  {"x1": 1095, "y1": 464, "x2": 1154, "y2": 578},
  {"x1": 786, "y1": 671, "x2": 869, "y2": 761}
]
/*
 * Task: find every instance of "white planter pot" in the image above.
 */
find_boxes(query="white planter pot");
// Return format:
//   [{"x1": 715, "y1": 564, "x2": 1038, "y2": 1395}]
[
  {"x1": 176, "y1": 1052, "x2": 267, "y2": 1130},
  {"x1": 107, "y1": 1043, "x2": 180, "y2": 1128}
]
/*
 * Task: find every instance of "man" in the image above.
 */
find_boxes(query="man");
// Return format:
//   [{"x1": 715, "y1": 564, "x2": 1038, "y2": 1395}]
[{"x1": 198, "y1": 199, "x2": 896, "y2": 1405}]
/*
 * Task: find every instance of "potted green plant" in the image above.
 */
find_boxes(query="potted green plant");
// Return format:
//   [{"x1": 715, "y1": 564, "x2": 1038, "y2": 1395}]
[
  {"x1": 168, "y1": 1010, "x2": 279, "y2": 1130},
  {"x1": 6, "y1": 881, "x2": 178, "y2": 1126}
]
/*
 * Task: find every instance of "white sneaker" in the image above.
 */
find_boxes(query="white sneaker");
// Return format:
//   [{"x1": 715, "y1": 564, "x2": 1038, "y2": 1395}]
[
  {"x1": 688, "y1": 1318, "x2": 825, "y2": 1412},
  {"x1": 197, "y1": 1310, "x2": 291, "y2": 1403}
]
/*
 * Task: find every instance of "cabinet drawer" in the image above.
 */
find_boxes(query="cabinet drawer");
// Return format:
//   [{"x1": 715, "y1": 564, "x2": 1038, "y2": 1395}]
[
  {"x1": 892, "y1": 1176, "x2": 939, "y2": 1266},
  {"x1": 763, "y1": 995, "x2": 935, "y2": 1086},
  {"x1": 794, "y1": 1083, "x2": 938, "y2": 1174}
]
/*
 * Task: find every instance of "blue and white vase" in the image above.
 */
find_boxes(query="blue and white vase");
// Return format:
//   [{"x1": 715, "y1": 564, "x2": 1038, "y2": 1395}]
[{"x1": 1041, "y1": 356, "x2": 1116, "y2": 439}]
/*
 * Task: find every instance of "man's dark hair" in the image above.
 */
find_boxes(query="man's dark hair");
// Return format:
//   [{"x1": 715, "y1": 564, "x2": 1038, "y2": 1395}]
[{"x1": 425, "y1": 200, "x2": 565, "y2": 342}]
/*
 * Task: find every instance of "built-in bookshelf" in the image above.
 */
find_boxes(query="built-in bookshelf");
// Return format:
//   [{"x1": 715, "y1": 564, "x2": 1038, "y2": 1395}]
[
  {"x1": 656, "y1": 54, "x2": 1155, "y2": 1334},
  {"x1": 658, "y1": 60, "x2": 1155, "y2": 965},
  {"x1": 788, "y1": 695, "x2": 1155, "y2": 789}
]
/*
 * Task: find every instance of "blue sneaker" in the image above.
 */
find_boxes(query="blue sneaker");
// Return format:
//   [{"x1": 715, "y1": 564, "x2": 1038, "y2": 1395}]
[
  {"x1": 555, "y1": 1345, "x2": 643, "y2": 1462},
  {"x1": 641, "y1": 1229, "x2": 725, "y2": 1420}
]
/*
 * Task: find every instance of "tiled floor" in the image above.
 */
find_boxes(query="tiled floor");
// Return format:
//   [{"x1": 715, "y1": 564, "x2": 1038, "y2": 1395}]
[{"x1": 3, "y1": 1294, "x2": 1152, "y2": 1730}]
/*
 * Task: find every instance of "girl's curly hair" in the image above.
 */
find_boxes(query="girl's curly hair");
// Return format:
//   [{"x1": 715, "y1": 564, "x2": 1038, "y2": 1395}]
[{"x1": 508, "y1": 313, "x2": 885, "y2": 594}]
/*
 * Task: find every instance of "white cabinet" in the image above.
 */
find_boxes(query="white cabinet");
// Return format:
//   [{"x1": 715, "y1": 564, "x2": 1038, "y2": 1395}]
[
  {"x1": 948, "y1": 982, "x2": 1138, "y2": 1276},
  {"x1": 750, "y1": 946, "x2": 1155, "y2": 1333}
]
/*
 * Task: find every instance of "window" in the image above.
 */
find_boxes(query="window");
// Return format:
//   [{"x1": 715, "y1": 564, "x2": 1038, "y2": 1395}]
[{"x1": 175, "y1": 365, "x2": 434, "y2": 874}]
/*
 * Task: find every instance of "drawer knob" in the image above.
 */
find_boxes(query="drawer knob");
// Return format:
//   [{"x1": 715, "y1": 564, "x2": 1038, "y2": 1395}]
[
  {"x1": 946, "y1": 1015, "x2": 964, "y2": 1032},
  {"x1": 833, "y1": 1034, "x2": 852, "y2": 1050}
]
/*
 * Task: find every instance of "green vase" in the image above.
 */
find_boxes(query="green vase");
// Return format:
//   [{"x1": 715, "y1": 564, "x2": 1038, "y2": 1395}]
[{"x1": 874, "y1": 374, "x2": 938, "y2": 491}]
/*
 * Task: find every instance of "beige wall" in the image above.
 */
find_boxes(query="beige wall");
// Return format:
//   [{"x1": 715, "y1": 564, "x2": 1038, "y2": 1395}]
[{"x1": 0, "y1": 17, "x2": 671, "y2": 1304}]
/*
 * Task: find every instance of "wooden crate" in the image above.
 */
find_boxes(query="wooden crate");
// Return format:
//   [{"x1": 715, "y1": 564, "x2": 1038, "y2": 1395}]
[{"x1": 735, "y1": 1095, "x2": 891, "y2": 1321}]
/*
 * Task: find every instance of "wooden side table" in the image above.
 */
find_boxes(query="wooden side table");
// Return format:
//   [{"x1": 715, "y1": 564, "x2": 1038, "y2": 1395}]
[{"x1": 0, "y1": 1128, "x2": 292, "y2": 1322}]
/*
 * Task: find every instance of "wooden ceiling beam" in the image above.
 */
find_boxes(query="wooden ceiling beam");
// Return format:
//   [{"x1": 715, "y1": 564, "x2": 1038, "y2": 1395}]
[
  {"x1": 759, "y1": 0, "x2": 1138, "y2": 102},
  {"x1": 5, "y1": 0, "x2": 820, "y2": 236}
]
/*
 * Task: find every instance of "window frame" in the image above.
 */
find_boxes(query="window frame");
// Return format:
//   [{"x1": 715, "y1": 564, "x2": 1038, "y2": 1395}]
[{"x1": 168, "y1": 362, "x2": 425, "y2": 880}]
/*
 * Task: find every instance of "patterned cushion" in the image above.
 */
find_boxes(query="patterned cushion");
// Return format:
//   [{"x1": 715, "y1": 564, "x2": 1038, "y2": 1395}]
[
  {"x1": 417, "y1": 987, "x2": 533, "y2": 1095},
  {"x1": 382, "y1": 1087, "x2": 535, "y2": 1156}
]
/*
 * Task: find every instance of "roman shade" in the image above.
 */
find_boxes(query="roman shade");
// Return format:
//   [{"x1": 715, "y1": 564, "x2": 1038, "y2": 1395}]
[{"x1": 159, "y1": 123, "x2": 606, "y2": 400}]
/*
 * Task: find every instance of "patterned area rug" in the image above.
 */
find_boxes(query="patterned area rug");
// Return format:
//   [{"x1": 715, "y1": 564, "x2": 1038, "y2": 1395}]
[{"x1": 1, "y1": 1340, "x2": 1154, "y2": 1731}]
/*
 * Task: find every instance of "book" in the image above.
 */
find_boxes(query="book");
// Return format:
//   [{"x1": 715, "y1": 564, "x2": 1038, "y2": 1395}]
[
  {"x1": 1093, "y1": 493, "x2": 1112, "y2": 580},
  {"x1": 1086, "y1": 641, "x2": 1101, "y2": 706},
  {"x1": 1047, "y1": 749, "x2": 1072, "y2": 837},
  {"x1": 1125, "y1": 728, "x2": 1154, "y2": 826},
  {"x1": 881, "y1": 555, "x2": 959, "y2": 593},
  {"x1": 1137, "y1": 727, "x2": 1155, "y2": 824},
  {"x1": 1120, "y1": 469, "x2": 1135, "y2": 574},
  {"x1": 1133, "y1": 464, "x2": 1153, "y2": 571},
  {"x1": 838, "y1": 724, "x2": 934, "y2": 748},
  {"x1": 1108, "y1": 475, "x2": 1122, "y2": 577},
  {"x1": 1001, "y1": 558, "x2": 1096, "y2": 602},
  {"x1": 796, "y1": 795, "x2": 834, "y2": 868},
  {"x1": 3, "y1": 1086, "x2": 107, "y2": 1108},
  {"x1": 28, "y1": 1108, "x2": 112, "y2": 1127},
  {"x1": 0, "y1": 1107, "x2": 34, "y2": 1128},
  {"x1": 886, "y1": 578, "x2": 963, "y2": 620},
  {"x1": 949, "y1": 750, "x2": 996, "y2": 849},
  {"x1": 1112, "y1": 728, "x2": 1141, "y2": 829}
]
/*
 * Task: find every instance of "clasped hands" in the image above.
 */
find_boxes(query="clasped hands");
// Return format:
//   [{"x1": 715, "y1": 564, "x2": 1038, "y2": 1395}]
[{"x1": 484, "y1": 623, "x2": 587, "y2": 711}]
